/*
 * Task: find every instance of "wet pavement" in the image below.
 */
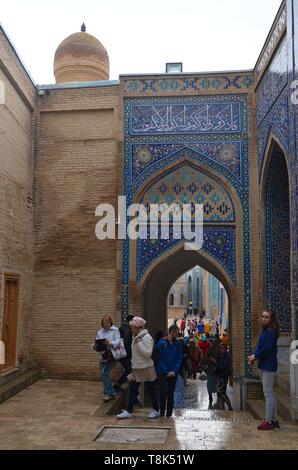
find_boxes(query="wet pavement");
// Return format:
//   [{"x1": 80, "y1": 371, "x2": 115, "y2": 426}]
[
  {"x1": 0, "y1": 378, "x2": 297, "y2": 450},
  {"x1": 183, "y1": 377, "x2": 233, "y2": 409}
]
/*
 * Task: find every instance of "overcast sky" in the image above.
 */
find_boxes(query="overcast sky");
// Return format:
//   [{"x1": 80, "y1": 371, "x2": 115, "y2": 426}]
[{"x1": 1, "y1": 0, "x2": 282, "y2": 84}]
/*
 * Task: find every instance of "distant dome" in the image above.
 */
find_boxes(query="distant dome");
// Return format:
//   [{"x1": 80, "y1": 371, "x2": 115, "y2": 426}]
[{"x1": 54, "y1": 25, "x2": 109, "y2": 83}]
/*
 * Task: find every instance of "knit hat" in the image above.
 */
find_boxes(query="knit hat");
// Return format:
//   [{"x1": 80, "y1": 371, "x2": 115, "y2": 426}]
[
  {"x1": 129, "y1": 316, "x2": 147, "y2": 328},
  {"x1": 202, "y1": 334, "x2": 207, "y2": 342}
]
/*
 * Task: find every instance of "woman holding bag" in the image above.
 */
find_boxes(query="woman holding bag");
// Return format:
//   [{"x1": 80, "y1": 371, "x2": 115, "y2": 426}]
[{"x1": 95, "y1": 315, "x2": 121, "y2": 401}]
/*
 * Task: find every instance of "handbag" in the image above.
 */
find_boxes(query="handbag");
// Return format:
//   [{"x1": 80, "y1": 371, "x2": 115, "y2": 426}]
[
  {"x1": 102, "y1": 350, "x2": 113, "y2": 361},
  {"x1": 110, "y1": 338, "x2": 127, "y2": 360}
]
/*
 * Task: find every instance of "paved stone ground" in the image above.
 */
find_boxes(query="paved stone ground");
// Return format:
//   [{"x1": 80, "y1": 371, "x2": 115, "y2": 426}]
[{"x1": 0, "y1": 378, "x2": 297, "y2": 450}]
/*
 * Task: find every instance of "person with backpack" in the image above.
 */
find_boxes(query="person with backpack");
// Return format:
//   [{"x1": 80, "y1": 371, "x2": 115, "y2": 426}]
[
  {"x1": 206, "y1": 338, "x2": 220, "y2": 409},
  {"x1": 117, "y1": 316, "x2": 160, "y2": 420},
  {"x1": 249, "y1": 309, "x2": 279, "y2": 431},
  {"x1": 198, "y1": 334, "x2": 211, "y2": 372},
  {"x1": 188, "y1": 339, "x2": 201, "y2": 379},
  {"x1": 152, "y1": 331, "x2": 165, "y2": 370},
  {"x1": 157, "y1": 325, "x2": 183, "y2": 417},
  {"x1": 214, "y1": 342, "x2": 233, "y2": 410}
]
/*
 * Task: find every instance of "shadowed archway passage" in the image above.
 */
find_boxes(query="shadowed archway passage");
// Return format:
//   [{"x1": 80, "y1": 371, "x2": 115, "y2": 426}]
[{"x1": 143, "y1": 246, "x2": 232, "y2": 336}]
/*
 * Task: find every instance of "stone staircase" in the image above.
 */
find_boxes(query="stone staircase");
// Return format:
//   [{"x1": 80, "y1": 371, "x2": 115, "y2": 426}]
[
  {"x1": 0, "y1": 368, "x2": 41, "y2": 405},
  {"x1": 247, "y1": 373, "x2": 292, "y2": 422}
]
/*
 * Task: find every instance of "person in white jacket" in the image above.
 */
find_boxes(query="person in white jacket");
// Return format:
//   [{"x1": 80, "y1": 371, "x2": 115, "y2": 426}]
[
  {"x1": 117, "y1": 316, "x2": 160, "y2": 419},
  {"x1": 96, "y1": 315, "x2": 121, "y2": 401}
]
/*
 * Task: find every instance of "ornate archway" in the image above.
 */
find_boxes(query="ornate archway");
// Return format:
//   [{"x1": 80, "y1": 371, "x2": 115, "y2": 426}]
[
  {"x1": 141, "y1": 244, "x2": 234, "y2": 335},
  {"x1": 260, "y1": 136, "x2": 292, "y2": 338},
  {"x1": 127, "y1": 159, "x2": 246, "y2": 376}
]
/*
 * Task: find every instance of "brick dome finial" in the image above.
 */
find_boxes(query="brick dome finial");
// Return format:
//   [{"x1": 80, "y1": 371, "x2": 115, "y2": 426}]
[{"x1": 53, "y1": 29, "x2": 110, "y2": 83}]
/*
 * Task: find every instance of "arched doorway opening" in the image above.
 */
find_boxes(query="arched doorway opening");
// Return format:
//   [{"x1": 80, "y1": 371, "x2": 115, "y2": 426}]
[
  {"x1": 142, "y1": 246, "x2": 234, "y2": 407},
  {"x1": 261, "y1": 138, "x2": 292, "y2": 371},
  {"x1": 130, "y1": 159, "x2": 245, "y2": 378},
  {"x1": 142, "y1": 245, "x2": 232, "y2": 348}
]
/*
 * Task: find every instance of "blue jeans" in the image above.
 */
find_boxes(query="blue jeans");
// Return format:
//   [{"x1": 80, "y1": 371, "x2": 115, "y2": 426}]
[
  {"x1": 100, "y1": 360, "x2": 116, "y2": 396},
  {"x1": 260, "y1": 369, "x2": 277, "y2": 421}
]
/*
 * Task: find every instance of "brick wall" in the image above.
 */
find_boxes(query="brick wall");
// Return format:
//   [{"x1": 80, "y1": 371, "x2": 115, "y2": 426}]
[
  {"x1": 31, "y1": 86, "x2": 120, "y2": 378},
  {"x1": 0, "y1": 28, "x2": 36, "y2": 370}
]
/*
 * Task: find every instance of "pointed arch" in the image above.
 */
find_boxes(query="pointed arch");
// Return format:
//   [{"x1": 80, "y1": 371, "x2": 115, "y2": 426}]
[
  {"x1": 260, "y1": 134, "x2": 292, "y2": 334},
  {"x1": 260, "y1": 130, "x2": 290, "y2": 190}
]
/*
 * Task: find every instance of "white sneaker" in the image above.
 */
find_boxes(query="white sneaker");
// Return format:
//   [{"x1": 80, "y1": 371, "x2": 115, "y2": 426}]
[
  {"x1": 117, "y1": 410, "x2": 132, "y2": 419},
  {"x1": 147, "y1": 410, "x2": 160, "y2": 419},
  {"x1": 103, "y1": 395, "x2": 112, "y2": 401}
]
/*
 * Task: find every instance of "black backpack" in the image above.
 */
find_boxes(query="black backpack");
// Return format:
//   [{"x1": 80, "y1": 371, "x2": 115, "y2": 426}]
[{"x1": 152, "y1": 343, "x2": 161, "y2": 365}]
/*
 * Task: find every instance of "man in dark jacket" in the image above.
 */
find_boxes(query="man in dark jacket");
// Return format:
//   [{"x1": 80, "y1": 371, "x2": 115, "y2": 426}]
[
  {"x1": 206, "y1": 338, "x2": 219, "y2": 409},
  {"x1": 157, "y1": 325, "x2": 183, "y2": 417},
  {"x1": 114, "y1": 315, "x2": 134, "y2": 392},
  {"x1": 214, "y1": 343, "x2": 233, "y2": 411}
]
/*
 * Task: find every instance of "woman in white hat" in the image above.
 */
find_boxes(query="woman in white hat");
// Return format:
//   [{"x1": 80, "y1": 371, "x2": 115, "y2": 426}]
[{"x1": 117, "y1": 316, "x2": 160, "y2": 419}]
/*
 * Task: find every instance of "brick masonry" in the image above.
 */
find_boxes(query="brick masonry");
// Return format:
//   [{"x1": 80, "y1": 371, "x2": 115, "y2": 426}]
[
  {"x1": 0, "y1": 27, "x2": 36, "y2": 371},
  {"x1": 32, "y1": 87, "x2": 120, "y2": 378}
]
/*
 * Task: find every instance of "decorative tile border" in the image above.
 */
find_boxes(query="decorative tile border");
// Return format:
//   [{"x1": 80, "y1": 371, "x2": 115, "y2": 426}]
[
  {"x1": 137, "y1": 226, "x2": 236, "y2": 283},
  {"x1": 122, "y1": 74, "x2": 254, "y2": 96},
  {"x1": 255, "y1": 3, "x2": 287, "y2": 84},
  {"x1": 130, "y1": 101, "x2": 243, "y2": 136},
  {"x1": 130, "y1": 141, "x2": 242, "y2": 182}
]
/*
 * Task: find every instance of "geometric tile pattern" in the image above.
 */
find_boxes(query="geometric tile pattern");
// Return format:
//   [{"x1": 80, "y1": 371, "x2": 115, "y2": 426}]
[
  {"x1": 123, "y1": 74, "x2": 254, "y2": 95},
  {"x1": 265, "y1": 145, "x2": 292, "y2": 333},
  {"x1": 257, "y1": 89, "x2": 289, "y2": 177},
  {"x1": 137, "y1": 226, "x2": 236, "y2": 283},
  {"x1": 141, "y1": 165, "x2": 235, "y2": 222},
  {"x1": 256, "y1": 38, "x2": 288, "y2": 127},
  {"x1": 132, "y1": 142, "x2": 242, "y2": 181}
]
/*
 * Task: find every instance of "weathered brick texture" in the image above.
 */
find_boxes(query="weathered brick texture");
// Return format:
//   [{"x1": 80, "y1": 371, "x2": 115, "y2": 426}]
[{"x1": 0, "y1": 28, "x2": 36, "y2": 370}]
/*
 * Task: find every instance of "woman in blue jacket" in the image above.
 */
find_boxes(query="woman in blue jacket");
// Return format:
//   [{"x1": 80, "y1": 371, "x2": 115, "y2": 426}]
[
  {"x1": 249, "y1": 309, "x2": 279, "y2": 431},
  {"x1": 157, "y1": 324, "x2": 183, "y2": 417}
]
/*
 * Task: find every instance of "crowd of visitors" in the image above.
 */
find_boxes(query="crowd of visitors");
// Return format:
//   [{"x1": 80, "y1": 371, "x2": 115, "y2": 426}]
[
  {"x1": 94, "y1": 307, "x2": 280, "y2": 430},
  {"x1": 93, "y1": 312, "x2": 233, "y2": 420}
]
